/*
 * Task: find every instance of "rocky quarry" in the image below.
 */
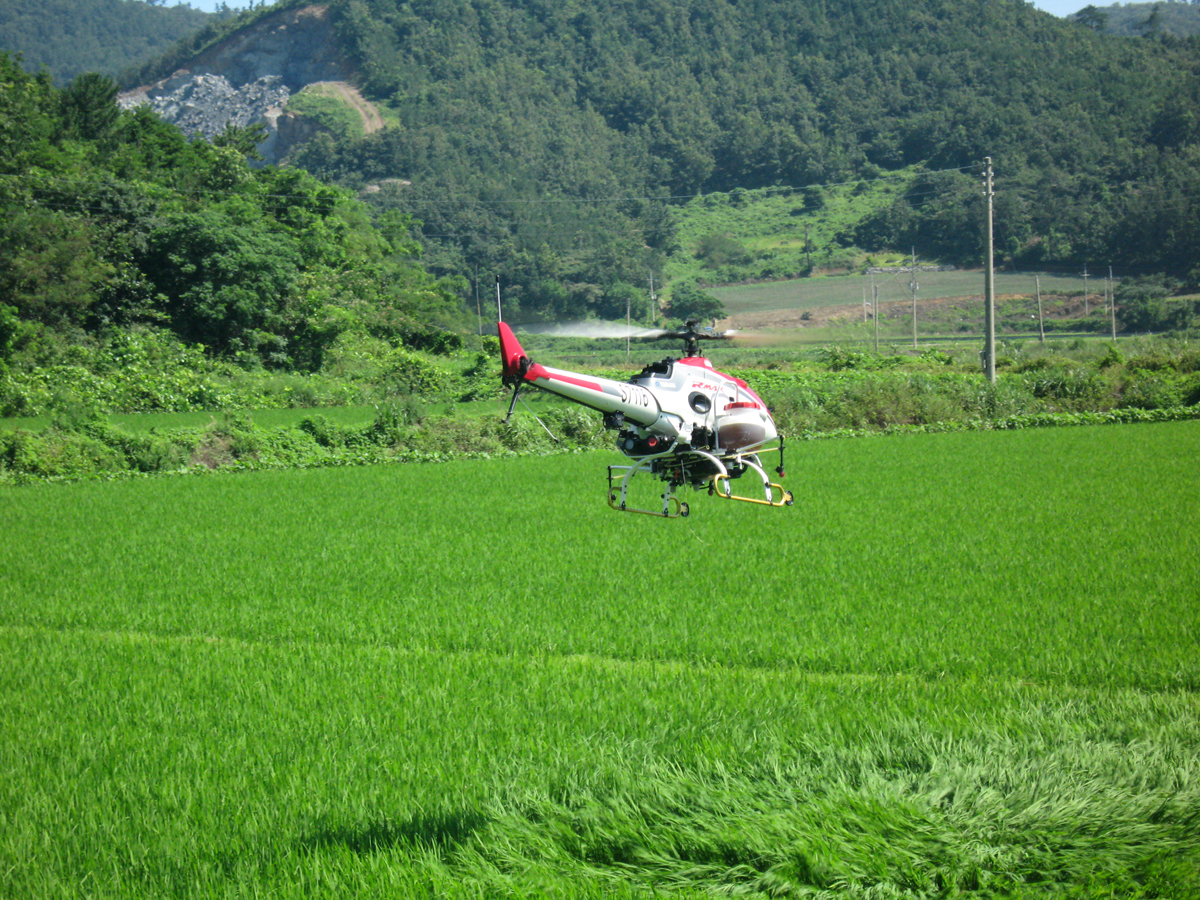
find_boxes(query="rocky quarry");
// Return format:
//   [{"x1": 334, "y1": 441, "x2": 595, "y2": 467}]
[
  {"x1": 120, "y1": 73, "x2": 289, "y2": 140},
  {"x1": 118, "y1": 4, "x2": 356, "y2": 165}
]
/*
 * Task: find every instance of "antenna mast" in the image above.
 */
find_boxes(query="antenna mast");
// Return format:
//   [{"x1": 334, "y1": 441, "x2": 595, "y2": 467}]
[{"x1": 983, "y1": 157, "x2": 996, "y2": 384}]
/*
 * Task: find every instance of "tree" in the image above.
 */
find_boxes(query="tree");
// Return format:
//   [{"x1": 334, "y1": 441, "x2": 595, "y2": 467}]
[
  {"x1": 1140, "y1": 4, "x2": 1164, "y2": 36},
  {"x1": 59, "y1": 73, "x2": 119, "y2": 143},
  {"x1": 0, "y1": 303, "x2": 19, "y2": 372},
  {"x1": 1072, "y1": 5, "x2": 1108, "y2": 32},
  {"x1": 853, "y1": 200, "x2": 915, "y2": 253},
  {"x1": 0, "y1": 54, "x2": 58, "y2": 173},
  {"x1": 0, "y1": 0, "x2": 210, "y2": 86},
  {"x1": 666, "y1": 282, "x2": 724, "y2": 324},
  {"x1": 695, "y1": 233, "x2": 750, "y2": 269},
  {"x1": 140, "y1": 209, "x2": 302, "y2": 362},
  {"x1": 1114, "y1": 275, "x2": 1192, "y2": 332},
  {"x1": 212, "y1": 122, "x2": 267, "y2": 161},
  {"x1": 0, "y1": 209, "x2": 112, "y2": 327}
]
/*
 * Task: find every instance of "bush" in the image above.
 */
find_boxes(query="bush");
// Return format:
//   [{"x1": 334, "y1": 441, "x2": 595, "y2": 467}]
[
  {"x1": 0, "y1": 426, "x2": 126, "y2": 479},
  {"x1": 819, "y1": 347, "x2": 903, "y2": 371},
  {"x1": 1115, "y1": 276, "x2": 1195, "y2": 333},
  {"x1": 1183, "y1": 374, "x2": 1200, "y2": 406},
  {"x1": 916, "y1": 348, "x2": 954, "y2": 367},
  {"x1": 1117, "y1": 373, "x2": 1184, "y2": 410},
  {"x1": 379, "y1": 348, "x2": 451, "y2": 398},
  {"x1": 364, "y1": 398, "x2": 425, "y2": 446},
  {"x1": 694, "y1": 233, "x2": 750, "y2": 269},
  {"x1": 1022, "y1": 366, "x2": 1107, "y2": 409},
  {"x1": 540, "y1": 406, "x2": 605, "y2": 445},
  {"x1": 299, "y1": 414, "x2": 351, "y2": 448}
]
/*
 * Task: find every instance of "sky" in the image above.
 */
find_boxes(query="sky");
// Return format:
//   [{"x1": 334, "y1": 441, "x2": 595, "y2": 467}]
[
  {"x1": 173, "y1": 0, "x2": 1085, "y2": 16},
  {"x1": 1026, "y1": 0, "x2": 1086, "y2": 15}
]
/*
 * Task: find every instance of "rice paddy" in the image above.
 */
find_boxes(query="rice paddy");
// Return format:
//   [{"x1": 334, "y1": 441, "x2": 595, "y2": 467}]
[
  {"x1": 710, "y1": 270, "x2": 1090, "y2": 317},
  {"x1": 2, "y1": 421, "x2": 1198, "y2": 898}
]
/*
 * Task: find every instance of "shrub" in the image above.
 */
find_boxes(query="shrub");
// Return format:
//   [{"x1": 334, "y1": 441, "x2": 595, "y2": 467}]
[
  {"x1": 819, "y1": 347, "x2": 903, "y2": 371},
  {"x1": 1097, "y1": 344, "x2": 1125, "y2": 369},
  {"x1": 299, "y1": 414, "x2": 350, "y2": 448},
  {"x1": 1117, "y1": 373, "x2": 1184, "y2": 410},
  {"x1": 0, "y1": 426, "x2": 126, "y2": 479},
  {"x1": 1183, "y1": 374, "x2": 1200, "y2": 406},
  {"x1": 916, "y1": 348, "x2": 954, "y2": 367},
  {"x1": 364, "y1": 398, "x2": 425, "y2": 446},
  {"x1": 540, "y1": 406, "x2": 605, "y2": 445},
  {"x1": 1012, "y1": 356, "x2": 1054, "y2": 373},
  {"x1": 379, "y1": 348, "x2": 451, "y2": 398},
  {"x1": 694, "y1": 233, "x2": 750, "y2": 269},
  {"x1": 1023, "y1": 366, "x2": 1107, "y2": 409}
]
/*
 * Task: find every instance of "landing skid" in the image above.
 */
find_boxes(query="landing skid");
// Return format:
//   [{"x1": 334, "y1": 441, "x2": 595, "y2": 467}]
[
  {"x1": 606, "y1": 448, "x2": 792, "y2": 518},
  {"x1": 608, "y1": 457, "x2": 690, "y2": 518}
]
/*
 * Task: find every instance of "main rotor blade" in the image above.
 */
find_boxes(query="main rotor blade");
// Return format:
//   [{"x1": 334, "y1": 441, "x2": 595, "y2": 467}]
[
  {"x1": 514, "y1": 321, "x2": 790, "y2": 348},
  {"x1": 519, "y1": 321, "x2": 670, "y2": 340}
]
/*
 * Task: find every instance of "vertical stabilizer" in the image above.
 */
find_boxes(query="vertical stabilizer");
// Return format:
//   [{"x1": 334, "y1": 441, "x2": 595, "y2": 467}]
[{"x1": 497, "y1": 322, "x2": 528, "y2": 383}]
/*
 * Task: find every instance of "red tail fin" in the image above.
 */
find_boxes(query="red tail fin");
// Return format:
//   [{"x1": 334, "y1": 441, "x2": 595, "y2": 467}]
[{"x1": 497, "y1": 322, "x2": 528, "y2": 382}]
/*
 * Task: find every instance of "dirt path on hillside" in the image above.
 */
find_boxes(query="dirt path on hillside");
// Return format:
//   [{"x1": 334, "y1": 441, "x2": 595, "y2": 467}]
[{"x1": 313, "y1": 81, "x2": 384, "y2": 134}]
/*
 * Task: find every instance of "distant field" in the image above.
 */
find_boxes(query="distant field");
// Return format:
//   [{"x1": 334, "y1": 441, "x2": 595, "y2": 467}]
[
  {"x1": 2, "y1": 421, "x2": 1198, "y2": 897},
  {"x1": 712, "y1": 270, "x2": 1091, "y2": 316}
]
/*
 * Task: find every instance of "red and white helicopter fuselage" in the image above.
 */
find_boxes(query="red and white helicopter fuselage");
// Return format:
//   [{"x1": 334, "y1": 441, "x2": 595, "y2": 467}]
[{"x1": 498, "y1": 322, "x2": 791, "y2": 517}]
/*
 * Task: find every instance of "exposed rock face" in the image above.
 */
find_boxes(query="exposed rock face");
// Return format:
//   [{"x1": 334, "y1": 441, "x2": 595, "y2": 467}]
[
  {"x1": 175, "y1": 3, "x2": 350, "y2": 92},
  {"x1": 120, "y1": 73, "x2": 290, "y2": 143},
  {"x1": 118, "y1": 4, "x2": 352, "y2": 164}
]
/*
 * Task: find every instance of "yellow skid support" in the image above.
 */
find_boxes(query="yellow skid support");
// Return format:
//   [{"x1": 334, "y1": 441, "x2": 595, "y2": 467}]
[{"x1": 711, "y1": 474, "x2": 794, "y2": 507}]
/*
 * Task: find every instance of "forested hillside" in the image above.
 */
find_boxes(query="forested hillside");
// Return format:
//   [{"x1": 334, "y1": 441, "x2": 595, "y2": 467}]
[
  {"x1": 268, "y1": 0, "x2": 1200, "y2": 321},
  {"x1": 4, "y1": 0, "x2": 1200, "y2": 364},
  {"x1": 0, "y1": 0, "x2": 215, "y2": 85},
  {"x1": 1077, "y1": 1, "x2": 1200, "y2": 37},
  {"x1": 0, "y1": 52, "x2": 465, "y2": 389}
]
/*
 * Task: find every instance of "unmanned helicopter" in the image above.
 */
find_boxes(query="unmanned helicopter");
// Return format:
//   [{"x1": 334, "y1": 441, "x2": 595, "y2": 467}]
[{"x1": 498, "y1": 319, "x2": 793, "y2": 517}]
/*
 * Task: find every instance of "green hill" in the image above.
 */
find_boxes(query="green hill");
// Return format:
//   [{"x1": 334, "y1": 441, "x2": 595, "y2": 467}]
[
  {"x1": 0, "y1": 0, "x2": 216, "y2": 86},
  {"x1": 1078, "y1": 1, "x2": 1200, "y2": 37},
  {"x1": 0, "y1": 48, "x2": 467, "y2": 385},
  {"x1": 274, "y1": 0, "x2": 1200, "y2": 319},
  {"x1": 4, "y1": 0, "x2": 1200, "y2": 363}
]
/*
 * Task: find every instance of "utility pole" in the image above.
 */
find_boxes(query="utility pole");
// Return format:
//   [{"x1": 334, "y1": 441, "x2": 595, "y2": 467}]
[
  {"x1": 983, "y1": 157, "x2": 996, "y2": 383},
  {"x1": 872, "y1": 277, "x2": 880, "y2": 353},
  {"x1": 1035, "y1": 275, "x2": 1045, "y2": 343},
  {"x1": 910, "y1": 247, "x2": 919, "y2": 350},
  {"x1": 626, "y1": 293, "x2": 631, "y2": 359},
  {"x1": 1109, "y1": 265, "x2": 1117, "y2": 340},
  {"x1": 475, "y1": 264, "x2": 482, "y2": 337},
  {"x1": 1082, "y1": 264, "x2": 1090, "y2": 317}
]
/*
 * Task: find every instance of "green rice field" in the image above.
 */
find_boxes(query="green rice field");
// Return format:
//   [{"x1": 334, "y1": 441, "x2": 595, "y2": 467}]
[
  {"x1": 2, "y1": 421, "x2": 1199, "y2": 898},
  {"x1": 711, "y1": 270, "x2": 1089, "y2": 316}
]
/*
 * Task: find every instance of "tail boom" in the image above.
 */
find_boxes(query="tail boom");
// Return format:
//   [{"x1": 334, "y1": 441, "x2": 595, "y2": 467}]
[{"x1": 497, "y1": 322, "x2": 660, "y2": 425}]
